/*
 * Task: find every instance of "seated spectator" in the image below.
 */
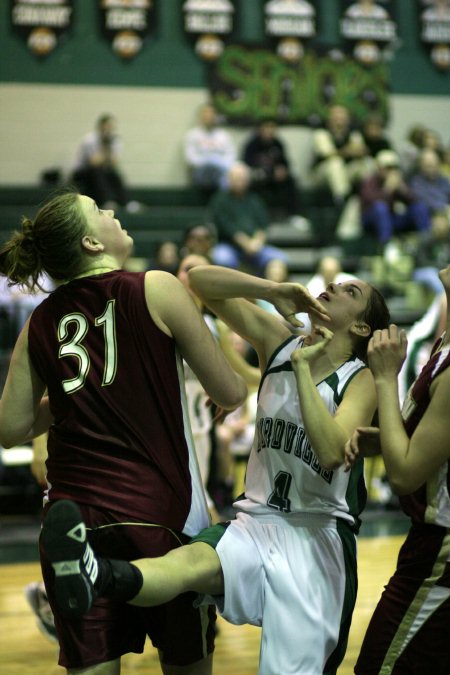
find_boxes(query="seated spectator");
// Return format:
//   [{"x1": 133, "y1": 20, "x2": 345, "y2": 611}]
[
  {"x1": 399, "y1": 124, "x2": 427, "y2": 178},
  {"x1": 242, "y1": 119, "x2": 302, "y2": 219},
  {"x1": 72, "y1": 114, "x2": 137, "y2": 211},
  {"x1": 421, "y1": 127, "x2": 446, "y2": 161},
  {"x1": 0, "y1": 274, "x2": 53, "y2": 350},
  {"x1": 361, "y1": 113, "x2": 393, "y2": 160},
  {"x1": 311, "y1": 104, "x2": 369, "y2": 204},
  {"x1": 409, "y1": 149, "x2": 450, "y2": 221},
  {"x1": 209, "y1": 161, "x2": 287, "y2": 273},
  {"x1": 359, "y1": 149, "x2": 431, "y2": 247},
  {"x1": 413, "y1": 211, "x2": 450, "y2": 295},
  {"x1": 184, "y1": 102, "x2": 236, "y2": 193},
  {"x1": 149, "y1": 240, "x2": 180, "y2": 275},
  {"x1": 180, "y1": 222, "x2": 216, "y2": 259},
  {"x1": 442, "y1": 145, "x2": 450, "y2": 179}
]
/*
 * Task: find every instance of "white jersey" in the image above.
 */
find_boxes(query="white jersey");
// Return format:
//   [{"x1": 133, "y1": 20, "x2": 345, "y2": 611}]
[{"x1": 238, "y1": 335, "x2": 367, "y2": 525}]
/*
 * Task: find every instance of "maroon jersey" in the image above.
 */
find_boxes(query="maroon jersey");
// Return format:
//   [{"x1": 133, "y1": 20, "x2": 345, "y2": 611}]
[
  {"x1": 400, "y1": 335, "x2": 450, "y2": 525},
  {"x1": 28, "y1": 271, "x2": 208, "y2": 535}
]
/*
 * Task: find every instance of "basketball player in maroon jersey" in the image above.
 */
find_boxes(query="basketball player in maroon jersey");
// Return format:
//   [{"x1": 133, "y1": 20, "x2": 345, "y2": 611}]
[
  {"x1": 345, "y1": 264, "x2": 450, "y2": 674},
  {"x1": 0, "y1": 191, "x2": 250, "y2": 674}
]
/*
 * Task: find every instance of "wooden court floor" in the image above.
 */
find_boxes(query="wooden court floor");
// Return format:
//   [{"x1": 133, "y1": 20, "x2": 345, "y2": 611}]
[{"x1": 0, "y1": 534, "x2": 404, "y2": 674}]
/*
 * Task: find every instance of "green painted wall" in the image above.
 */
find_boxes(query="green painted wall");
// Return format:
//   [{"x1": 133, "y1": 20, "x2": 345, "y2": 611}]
[{"x1": 1, "y1": 0, "x2": 449, "y2": 95}]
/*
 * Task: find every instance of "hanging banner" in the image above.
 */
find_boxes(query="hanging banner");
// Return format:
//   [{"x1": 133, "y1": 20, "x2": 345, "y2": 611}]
[
  {"x1": 99, "y1": 0, "x2": 156, "y2": 60},
  {"x1": 339, "y1": 0, "x2": 398, "y2": 65},
  {"x1": 420, "y1": 0, "x2": 450, "y2": 70},
  {"x1": 182, "y1": 0, "x2": 235, "y2": 61},
  {"x1": 209, "y1": 44, "x2": 389, "y2": 126},
  {"x1": 264, "y1": 0, "x2": 317, "y2": 63},
  {"x1": 10, "y1": 0, "x2": 73, "y2": 57}
]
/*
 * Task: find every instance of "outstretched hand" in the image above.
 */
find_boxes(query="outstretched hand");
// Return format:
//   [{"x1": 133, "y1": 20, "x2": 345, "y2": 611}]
[
  {"x1": 344, "y1": 426, "x2": 381, "y2": 472},
  {"x1": 367, "y1": 324, "x2": 407, "y2": 380},
  {"x1": 291, "y1": 326, "x2": 334, "y2": 366},
  {"x1": 272, "y1": 282, "x2": 331, "y2": 328}
]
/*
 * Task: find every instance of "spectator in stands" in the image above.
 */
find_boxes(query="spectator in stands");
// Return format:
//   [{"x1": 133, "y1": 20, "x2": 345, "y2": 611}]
[
  {"x1": 413, "y1": 211, "x2": 450, "y2": 295},
  {"x1": 311, "y1": 104, "x2": 369, "y2": 205},
  {"x1": 334, "y1": 114, "x2": 392, "y2": 240},
  {"x1": 399, "y1": 124, "x2": 427, "y2": 178},
  {"x1": 180, "y1": 222, "x2": 216, "y2": 260},
  {"x1": 242, "y1": 119, "x2": 302, "y2": 220},
  {"x1": 184, "y1": 102, "x2": 237, "y2": 193},
  {"x1": 442, "y1": 145, "x2": 450, "y2": 179},
  {"x1": 150, "y1": 241, "x2": 180, "y2": 275},
  {"x1": 72, "y1": 114, "x2": 138, "y2": 212},
  {"x1": 409, "y1": 149, "x2": 450, "y2": 221},
  {"x1": 361, "y1": 113, "x2": 393, "y2": 160},
  {"x1": 422, "y1": 127, "x2": 446, "y2": 161},
  {"x1": 209, "y1": 161, "x2": 287, "y2": 273},
  {"x1": 358, "y1": 149, "x2": 431, "y2": 247}
]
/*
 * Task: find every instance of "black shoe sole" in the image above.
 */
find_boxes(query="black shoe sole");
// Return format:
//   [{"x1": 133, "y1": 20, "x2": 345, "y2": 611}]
[{"x1": 42, "y1": 500, "x2": 96, "y2": 617}]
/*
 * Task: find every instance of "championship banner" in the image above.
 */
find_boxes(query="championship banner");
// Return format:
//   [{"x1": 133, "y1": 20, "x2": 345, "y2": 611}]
[
  {"x1": 419, "y1": 0, "x2": 450, "y2": 70},
  {"x1": 10, "y1": 0, "x2": 73, "y2": 57},
  {"x1": 209, "y1": 44, "x2": 389, "y2": 126},
  {"x1": 339, "y1": 0, "x2": 397, "y2": 65},
  {"x1": 182, "y1": 0, "x2": 235, "y2": 61},
  {"x1": 264, "y1": 0, "x2": 317, "y2": 63},
  {"x1": 99, "y1": 0, "x2": 156, "y2": 60}
]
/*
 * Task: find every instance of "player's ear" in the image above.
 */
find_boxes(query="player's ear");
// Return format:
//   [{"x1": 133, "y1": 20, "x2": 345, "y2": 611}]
[
  {"x1": 350, "y1": 321, "x2": 371, "y2": 338},
  {"x1": 81, "y1": 235, "x2": 105, "y2": 253}
]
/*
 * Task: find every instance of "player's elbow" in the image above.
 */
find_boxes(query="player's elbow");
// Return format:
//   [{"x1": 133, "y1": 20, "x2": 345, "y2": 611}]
[
  {"x1": 0, "y1": 429, "x2": 23, "y2": 449},
  {"x1": 389, "y1": 475, "x2": 419, "y2": 497},
  {"x1": 219, "y1": 377, "x2": 248, "y2": 411}
]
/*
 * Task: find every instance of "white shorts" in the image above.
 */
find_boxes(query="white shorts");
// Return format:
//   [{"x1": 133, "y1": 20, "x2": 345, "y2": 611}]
[{"x1": 205, "y1": 510, "x2": 357, "y2": 675}]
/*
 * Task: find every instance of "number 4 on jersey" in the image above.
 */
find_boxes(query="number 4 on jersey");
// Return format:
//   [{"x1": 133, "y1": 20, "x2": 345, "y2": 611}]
[{"x1": 267, "y1": 471, "x2": 292, "y2": 513}]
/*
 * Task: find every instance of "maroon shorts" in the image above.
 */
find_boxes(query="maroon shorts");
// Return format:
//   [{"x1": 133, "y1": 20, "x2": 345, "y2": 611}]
[
  {"x1": 355, "y1": 523, "x2": 450, "y2": 674},
  {"x1": 40, "y1": 503, "x2": 216, "y2": 670}
]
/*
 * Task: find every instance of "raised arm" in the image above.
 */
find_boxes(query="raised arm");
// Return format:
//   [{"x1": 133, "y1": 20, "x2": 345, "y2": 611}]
[
  {"x1": 216, "y1": 320, "x2": 261, "y2": 388},
  {"x1": 291, "y1": 328, "x2": 377, "y2": 469},
  {"x1": 369, "y1": 325, "x2": 450, "y2": 495},
  {"x1": 188, "y1": 265, "x2": 330, "y2": 369},
  {"x1": 145, "y1": 270, "x2": 247, "y2": 411}
]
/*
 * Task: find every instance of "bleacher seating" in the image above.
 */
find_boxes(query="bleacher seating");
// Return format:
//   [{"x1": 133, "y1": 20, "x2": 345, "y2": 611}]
[
  {"x1": 0, "y1": 185, "x2": 349, "y2": 265},
  {"x1": 0, "y1": 185, "x2": 428, "y2": 326}
]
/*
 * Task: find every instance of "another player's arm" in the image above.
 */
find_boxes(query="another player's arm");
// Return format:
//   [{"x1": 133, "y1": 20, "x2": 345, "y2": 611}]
[
  {"x1": 216, "y1": 320, "x2": 261, "y2": 388},
  {"x1": 0, "y1": 320, "x2": 51, "y2": 448},
  {"x1": 145, "y1": 271, "x2": 247, "y2": 411},
  {"x1": 376, "y1": 365, "x2": 450, "y2": 495},
  {"x1": 292, "y1": 345, "x2": 376, "y2": 469},
  {"x1": 188, "y1": 265, "x2": 330, "y2": 370}
]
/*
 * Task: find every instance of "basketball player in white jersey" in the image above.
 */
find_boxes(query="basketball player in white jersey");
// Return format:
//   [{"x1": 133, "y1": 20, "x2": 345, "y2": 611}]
[{"x1": 41, "y1": 265, "x2": 390, "y2": 675}]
